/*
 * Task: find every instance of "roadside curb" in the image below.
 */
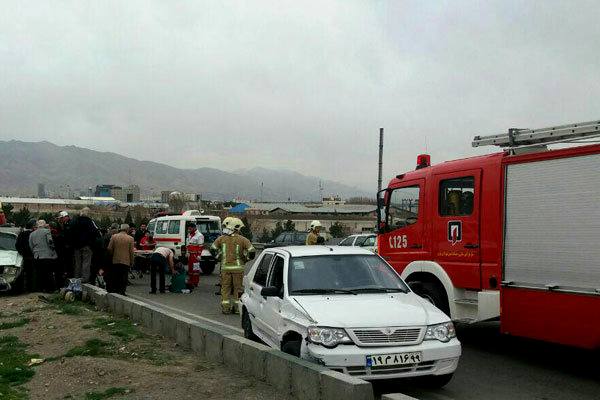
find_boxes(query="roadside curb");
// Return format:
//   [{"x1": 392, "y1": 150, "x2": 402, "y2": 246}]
[{"x1": 82, "y1": 284, "x2": 376, "y2": 400}]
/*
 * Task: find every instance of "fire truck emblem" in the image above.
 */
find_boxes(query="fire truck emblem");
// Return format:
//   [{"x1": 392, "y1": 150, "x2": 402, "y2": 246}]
[{"x1": 448, "y1": 221, "x2": 462, "y2": 245}]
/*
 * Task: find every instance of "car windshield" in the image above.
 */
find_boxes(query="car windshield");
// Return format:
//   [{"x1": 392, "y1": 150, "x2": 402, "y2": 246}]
[
  {"x1": 0, "y1": 233, "x2": 16, "y2": 251},
  {"x1": 288, "y1": 254, "x2": 409, "y2": 294},
  {"x1": 196, "y1": 220, "x2": 221, "y2": 241}
]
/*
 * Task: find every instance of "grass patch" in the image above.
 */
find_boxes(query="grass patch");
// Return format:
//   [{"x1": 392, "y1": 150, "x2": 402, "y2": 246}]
[
  {"x1": 45, "y1": 294, "x2": 95, "y2": 316},
  {"x1": 65, "y1": 339, "x2": 113, "y2": 358},
  {"x1": 0, "y1": 335, "x2": 37, "y2": 399},
  {"x1": 85, "y1": 387, "x2": 132, "y2": 400},
  {"x1": 91, "y1": 318, "x2": 145, "y2": 341},
  {"x1": 135, "y1": 344, "x2": 174, "y2": 366},
  {"x1": 0, "y1": 318, "x2": 30, "y2": 330}
]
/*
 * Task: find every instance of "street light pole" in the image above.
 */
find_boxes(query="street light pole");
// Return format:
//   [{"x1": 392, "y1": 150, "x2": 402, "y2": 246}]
[{"x1": 377, "y1": 127, "x2": 384, "y2": 193}]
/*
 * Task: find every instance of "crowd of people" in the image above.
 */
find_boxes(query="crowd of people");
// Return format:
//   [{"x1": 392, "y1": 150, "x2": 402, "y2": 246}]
[
  {"x1": 13, "y1": 211, "x2": 321, "y2": 315},
  {"x1": 14, "y1": 210, "x2": 155, "y2": 295}
]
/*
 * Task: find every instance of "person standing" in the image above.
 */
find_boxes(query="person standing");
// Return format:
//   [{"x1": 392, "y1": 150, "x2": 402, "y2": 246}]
[
  {"x1": 15, "y1": 219, "x2": 36, "y2": 292},
  {"x1": 211, "y1": 218, "x2": 255, "y2": 314},
  {"x1": 305, "y1": 220, "x2": 322, "y2": 245},
  {"x1": 186, "y1": 222, "x2": 204, "y2": 287},
  {"x1": 149, "y1": 247, "x2": 176, "y2": 294},
  {"x1": 106, "y1": 224, "x2": 134, "y2": 295},
  {"x1": 55, "y1": 211, "x2": 74, "y2": 283},
  {"x1": 134, "y1": 223, "x2": 147, "y2": 248},
  {"x1": 28, "y1": 220, "x2": 58, "y2": 293},
  {"x1": 71, "y1": 210, "x2": 100, "y2": 283}
]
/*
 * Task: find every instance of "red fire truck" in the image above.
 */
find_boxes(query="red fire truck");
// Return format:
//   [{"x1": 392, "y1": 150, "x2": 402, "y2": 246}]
[{"x1": 377, "y1": 120, "x2": 600, "y2": 349}]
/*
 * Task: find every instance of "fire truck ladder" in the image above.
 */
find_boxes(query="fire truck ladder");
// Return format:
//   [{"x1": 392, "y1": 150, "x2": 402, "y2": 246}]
[{"x1": 472, "y1": 119, "x2": 600, "y2": 148}]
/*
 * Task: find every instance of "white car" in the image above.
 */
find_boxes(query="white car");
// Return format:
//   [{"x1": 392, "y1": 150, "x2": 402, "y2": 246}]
[
  {"x1": 240, "y1": 246, "x2": 461, "y2": 386},
  {"x1": 0, "y1": 231, "x2": 24, "y2": 293},
  {"x1": 338, "y1": 234, "x2": 377, "y2": 252}
]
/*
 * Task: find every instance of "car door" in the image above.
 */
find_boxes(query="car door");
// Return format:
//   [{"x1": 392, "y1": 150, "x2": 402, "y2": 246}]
[
  {"x1": 432, "y1": 170, "x2": 482, "y2": 289},
  {"x1": 379, "y1": 180, "x2": 430, "y2": 273},
  {"x1": 247, "y1": 252, "x2": 274, "y2": 339},
  {"x1": 260, "y1": 254, "x2": 286, "y2": 346}
]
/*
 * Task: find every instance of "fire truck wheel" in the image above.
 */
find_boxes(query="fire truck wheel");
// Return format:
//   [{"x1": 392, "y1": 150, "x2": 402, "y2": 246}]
[
  {"x1": 242, "y1": 309, "x2": 259, "y2": 342},
  {"x1": 422, "y1": 373, "x2": 454, "y2": 388},
  {"x1": 200, "y1": 262, "x2": 216, "y2": 275},
  {"x1": 408, "y1": 280, "x2": 450, "y2": 316}
]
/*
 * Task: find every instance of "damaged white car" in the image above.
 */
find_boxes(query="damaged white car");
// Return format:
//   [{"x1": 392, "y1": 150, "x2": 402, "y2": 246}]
[
  {"x1": 240, "y1": 246, "x2": 461, "y2": 387},
  {"x1": 0, "y1": 231, "x2": 24, "y2": 293}
]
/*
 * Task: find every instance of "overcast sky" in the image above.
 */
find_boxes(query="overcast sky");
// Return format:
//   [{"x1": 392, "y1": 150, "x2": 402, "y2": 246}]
[{"x1": 1, "y1": 0, "x2": 599, "y2": 192}]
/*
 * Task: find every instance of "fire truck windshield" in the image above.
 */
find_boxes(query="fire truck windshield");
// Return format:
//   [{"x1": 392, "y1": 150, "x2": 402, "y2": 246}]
[{"x1": 378, "y1": 185, "x2": 420, "y2": 232}]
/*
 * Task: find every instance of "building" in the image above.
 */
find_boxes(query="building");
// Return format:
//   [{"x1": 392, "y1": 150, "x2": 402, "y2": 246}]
[
  {"x1": 229, "y1": 201, "x2": 378, "y2": 236},
  {"x1": 161, "y1": 191, "x2": 201, "y2": 203},
  {"x1": 322, "y1": 195, "x2": 345, "y2": 205},
  {"x1": 95, "y1": 185, "x2": 140, "y2": 203},
  {"x1": 37, "y1": 183, "x2": 46, "y2": 198}
]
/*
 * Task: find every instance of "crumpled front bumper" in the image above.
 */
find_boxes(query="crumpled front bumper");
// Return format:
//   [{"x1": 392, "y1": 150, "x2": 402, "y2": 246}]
[
  {"x1": 0, "y1": 276, "x2": 15, "y2": 292},
  {"x1": 305, "y1": 338, "x2": 461, "y2": 380}
]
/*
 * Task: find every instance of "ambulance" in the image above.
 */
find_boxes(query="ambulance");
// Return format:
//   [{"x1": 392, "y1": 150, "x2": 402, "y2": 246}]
[{"x1": 148, "y1": 210, "x2": 222, "y2": 275}]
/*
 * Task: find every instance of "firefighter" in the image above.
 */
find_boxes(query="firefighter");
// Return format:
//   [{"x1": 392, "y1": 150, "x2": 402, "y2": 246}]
[
  {"x1": 211, "y1": 217, "x2": 255, "y2": 314},
  {"x1": 306, "y1": 220, "x2": 322, "y2": 245}
]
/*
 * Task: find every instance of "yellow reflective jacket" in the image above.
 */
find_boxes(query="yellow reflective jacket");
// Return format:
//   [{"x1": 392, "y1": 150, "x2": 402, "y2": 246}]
[
  {"x1": 211, "y1": 234, "x2": 254, "y2": 271},
  {"x1": 306, "y1": 232, "x2": 319, "y2": 245}
]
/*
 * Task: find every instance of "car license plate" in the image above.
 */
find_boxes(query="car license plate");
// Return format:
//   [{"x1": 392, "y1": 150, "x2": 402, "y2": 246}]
[{"x1": 366, "y1": 352, "x2": 422, "y2": 367}]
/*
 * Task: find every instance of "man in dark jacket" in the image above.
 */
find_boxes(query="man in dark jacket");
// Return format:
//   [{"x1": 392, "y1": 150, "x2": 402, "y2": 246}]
[
  {"x1": 56, "y1": 211, "x2": 74, "y2": 285},
  {"x1": 70, "y1": 210, "x2": 100, "y2": 283},
  {"x1": 15, "y1": 219, "x2": 36, "y2": 292}
]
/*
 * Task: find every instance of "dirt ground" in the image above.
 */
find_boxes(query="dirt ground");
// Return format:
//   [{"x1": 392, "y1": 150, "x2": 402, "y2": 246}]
[{"x1": 0, "y1": 294, "x2": 294, "y2": 400}]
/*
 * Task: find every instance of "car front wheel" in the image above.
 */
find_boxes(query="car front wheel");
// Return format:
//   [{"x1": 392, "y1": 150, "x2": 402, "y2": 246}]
[{"x1": 242, "y1": 309, "x2": 259, "y2": 342}]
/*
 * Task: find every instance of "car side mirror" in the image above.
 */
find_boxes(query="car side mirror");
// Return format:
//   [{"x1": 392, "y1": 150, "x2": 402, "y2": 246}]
[{"x1": 261, "y1": 286, "x2": 280, "y2": 297}]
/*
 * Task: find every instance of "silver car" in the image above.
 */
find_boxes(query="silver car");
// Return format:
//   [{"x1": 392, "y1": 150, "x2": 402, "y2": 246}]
[{"x1": 0, "y1": 231, "x2": 24, "y2": 293}]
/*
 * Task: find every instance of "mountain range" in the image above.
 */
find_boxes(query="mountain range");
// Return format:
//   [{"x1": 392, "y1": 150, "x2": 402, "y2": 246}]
[{"x1": 0, "y1": 140, "x2": 370, "y2": 201}]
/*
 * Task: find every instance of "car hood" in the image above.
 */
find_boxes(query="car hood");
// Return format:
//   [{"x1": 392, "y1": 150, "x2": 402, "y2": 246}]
[
  {"x1": 0, "y1": 250, "x2": 22, "y2": 267},
  {"x1": 291, "y1": 292, "x2": 449, "y2": 328}
]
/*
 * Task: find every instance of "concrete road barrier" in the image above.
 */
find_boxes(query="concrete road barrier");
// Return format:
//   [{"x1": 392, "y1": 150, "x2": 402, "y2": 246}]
[
  {"x1": 83, "y1": 284, "x2": 377, "y2": 400},
  {"x1": 382, "y1": 394, "x2": 420, "y2": 400}
]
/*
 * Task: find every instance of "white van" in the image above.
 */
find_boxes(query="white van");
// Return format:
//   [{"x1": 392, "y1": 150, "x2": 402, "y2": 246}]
[{"x1": 148, "y1": 210, "x2": 222, "y2": 275}]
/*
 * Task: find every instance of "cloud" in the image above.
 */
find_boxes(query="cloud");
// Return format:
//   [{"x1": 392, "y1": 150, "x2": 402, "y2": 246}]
[{"x1": 1, "y1": 0, "x2": 599, "y2": 192}]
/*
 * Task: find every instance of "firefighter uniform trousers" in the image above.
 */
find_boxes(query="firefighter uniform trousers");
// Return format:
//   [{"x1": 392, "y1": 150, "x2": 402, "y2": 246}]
[
  {"x1": 220, "y1": 266, "x2": 244, "y2": 313},
  {"x1": 212, "y1": 235, "x2": 254, "y2": 314}
]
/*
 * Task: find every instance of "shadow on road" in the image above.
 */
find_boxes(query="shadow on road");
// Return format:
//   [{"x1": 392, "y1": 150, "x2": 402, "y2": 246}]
[{"x1": 372, "y1": 321, "x2": 600, "y2": 400}]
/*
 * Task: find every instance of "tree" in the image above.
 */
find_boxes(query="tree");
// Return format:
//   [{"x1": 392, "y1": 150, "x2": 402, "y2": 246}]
[
  {"x1": 124, "y1": 210, "x2": 133, "y2": 226},
  {"x1": 284, "y1": 219, "x2": 295, "y2": 232},
  {"x1": 99, "y1": 215, "x2": 112, "y2": 229},
  {"x1": 13, "y1": 207, "x2": 32, "y2": 227},
  {"x1": 1, "y1": 203, "x2": 14, "y2": 223},
  {"x1": 259, "y1": 228, "x2": 271, "y2": 243},
  {"x1": 36, "y1": 212, "x2": 56, "y2": 224},
  {"x1": 240, "y1": 217, "x2": 253, "y2": 241},
  {"x1": 271, "y1": 221, "x2": 284, "y2": 241},
  {"x1": 329, "y1": 221, "x2": 346, "y2": 238},
  {"x1": 133, "y1": 212, "x2": 144, "y2": 228},
  {"x1": 347, "y1": 196, "x2": 377, "y2": 205}
]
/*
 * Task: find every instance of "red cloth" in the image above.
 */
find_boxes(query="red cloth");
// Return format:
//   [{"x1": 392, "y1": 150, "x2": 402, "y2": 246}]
[{"x1": 139, "y1": 236, "x2": 156, "y2": 250}]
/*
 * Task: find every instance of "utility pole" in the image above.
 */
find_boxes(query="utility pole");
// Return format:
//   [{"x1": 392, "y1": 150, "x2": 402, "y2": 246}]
[{"x1": 377, "y1": 127, "x2": 384, "y2": 193}]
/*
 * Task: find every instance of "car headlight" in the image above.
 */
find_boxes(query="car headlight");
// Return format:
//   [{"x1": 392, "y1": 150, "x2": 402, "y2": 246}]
[
  {"x1": 424, "y1": 322, "x2": 456, "y2": 343},
  {"x1": 307, "y1": 326, "x2": 353, "y2": 348},
  {"x1": 1, "y1": 266, "x2": 18, "y2": 275}
]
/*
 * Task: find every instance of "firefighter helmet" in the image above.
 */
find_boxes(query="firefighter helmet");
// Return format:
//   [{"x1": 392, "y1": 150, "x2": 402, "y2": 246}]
[
  {"x1": 310, "y1": 220, "x2": 322, "y2": 230},
  {"x1": 222, "y1": 217, "x2": 235, "y2": 230},
  {"x1": 232, "y1": 218, "x2": 244, "y2": 231}
]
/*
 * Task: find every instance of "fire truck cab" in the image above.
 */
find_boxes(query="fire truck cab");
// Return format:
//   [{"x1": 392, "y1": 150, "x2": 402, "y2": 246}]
[{"x1": 377, "y1": 120, "x2": 600, "y2": 349}]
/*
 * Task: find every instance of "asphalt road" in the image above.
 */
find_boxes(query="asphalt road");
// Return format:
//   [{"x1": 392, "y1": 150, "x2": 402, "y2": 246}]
[{"x1": 126, "y1": 266, "x2": 600, "y2": 400}]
